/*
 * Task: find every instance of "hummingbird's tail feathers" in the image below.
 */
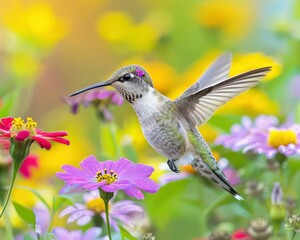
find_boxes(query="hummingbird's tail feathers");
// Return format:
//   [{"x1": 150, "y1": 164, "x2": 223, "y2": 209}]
[
  {"x1": 175, "y1": 66, "x2": 272, "y2": 127},
  {"x1": 191, "y1": 158, "x2": 244, "y2": 201}
]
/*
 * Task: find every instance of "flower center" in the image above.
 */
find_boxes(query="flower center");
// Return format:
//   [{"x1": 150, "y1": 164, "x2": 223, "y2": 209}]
[
  {"x1": 86, "y1": 198, "x2": 106, "y2": 213},
  {"x1": 25, "y1": 117, "x2": 37, "y2": 135},
  {"x1": 10, "y1": 117, "x2": 37, "y2": 135},
  {"x1": 11, "y1": 117, "x2": 25, "y2": 132},
  {"x1": 267, "y1": 129, "x2": 297, "y2": 148},
  {"x1": 95, "y1": 168, "x2": 118, "y2": 184}
]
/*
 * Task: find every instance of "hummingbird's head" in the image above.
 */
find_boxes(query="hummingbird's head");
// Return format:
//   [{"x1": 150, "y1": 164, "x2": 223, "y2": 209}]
[{"x1": 70, "y1": 65, "x2": 153, "y2": 103}]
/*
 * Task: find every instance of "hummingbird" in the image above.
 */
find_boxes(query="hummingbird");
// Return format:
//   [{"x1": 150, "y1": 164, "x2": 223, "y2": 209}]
[{"x1": 70, "y1": 53, "x2": 271, "y2": 200}]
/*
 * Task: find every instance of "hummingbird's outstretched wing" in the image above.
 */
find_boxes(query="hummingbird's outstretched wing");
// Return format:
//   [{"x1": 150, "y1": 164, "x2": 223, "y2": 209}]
[
  {"x1": 174, "y1": 67, "x2": 272, "y2": 126},
  {"x1": 179, "y1": 53, "x2": 232, "y2": 99}
]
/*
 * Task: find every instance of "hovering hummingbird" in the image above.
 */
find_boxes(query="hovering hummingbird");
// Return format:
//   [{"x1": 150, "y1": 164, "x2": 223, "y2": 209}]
[{"x1": 70, "y1": 53, "x2": 271, "y2": 200}]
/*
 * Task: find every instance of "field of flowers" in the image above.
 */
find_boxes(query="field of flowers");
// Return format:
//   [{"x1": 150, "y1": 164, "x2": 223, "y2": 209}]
[{"x1": 0, "y1": 0, "x2": 300, "y2": 239}]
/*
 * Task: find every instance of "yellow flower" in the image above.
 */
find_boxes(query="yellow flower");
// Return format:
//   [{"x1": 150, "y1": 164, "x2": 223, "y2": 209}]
[
  {"x1": 122, "y1": 58, "x2": 178, "y2": 94},
  {"x1": 96, "y1": 11, "x2": 133, "y2": 43},
  {"x1": 230, "y1": 52, "x2": 282, "y2": 81},
  {"x1": 196, "y1": 0, "x2": 254, "y2": 39},
  {"x1": 5, "y1": 51, "x2": 40, "y2": 82},
  {"x1": 169, "y1": 51, "x2": 222, "y2": 99},
  {"x1": 1, "y1": 1, "x2": 67, "y2": 47},
  {"x1": 96, "y1": 11, "x2": 163, "y2": 53},
  {"x1": 31, "y1": 121, "x2": 94, "y2": 180},
  {"x1": 216, "y1": 88, "x2": 279, "y2": 116}
]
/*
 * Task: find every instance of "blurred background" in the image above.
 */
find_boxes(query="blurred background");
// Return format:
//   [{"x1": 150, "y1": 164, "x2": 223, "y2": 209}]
[{"x1": 0, "y1": 0, "x2": 300, "y2": 239}]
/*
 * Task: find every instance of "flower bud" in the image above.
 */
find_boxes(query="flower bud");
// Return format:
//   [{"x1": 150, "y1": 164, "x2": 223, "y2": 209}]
[
  {"x1": 247, "y1": 218, "x2": 273, "y2": 239},
  {"x1": 208, "y1": 230, "x2": 231, "y2": 240}
]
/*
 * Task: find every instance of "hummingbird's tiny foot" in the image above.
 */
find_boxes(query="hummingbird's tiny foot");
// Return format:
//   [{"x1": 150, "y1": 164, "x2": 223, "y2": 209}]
[{"x1": 167, "y1": 159, "x2": 180, "y2": 173}]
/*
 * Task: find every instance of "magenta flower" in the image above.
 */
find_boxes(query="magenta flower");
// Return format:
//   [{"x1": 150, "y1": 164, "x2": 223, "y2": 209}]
[
  {"x1": 19, "y1": 155, "x2": 39, "y2": 178},
  {"x1": 0, "y1": 117, "x2": 70, "y2": 150},
  {"x1": 57, "y1": 156, "x2": 160, "y2": 199},
  {"x1": 59, "y1": 190, "x2": 146, "y2": 231},
  {"x1": 64, "y1": 89, "x2": 123, "y2": 121},
  {"x1": 0, "y1": 116, "x2": 70, "y2": 218},
  {"x1": 52, "y1": 227, "x2": 102, "y2": 240},
  {"x1": 216, "y1": 115, "x2": 300, "y2": 158}
]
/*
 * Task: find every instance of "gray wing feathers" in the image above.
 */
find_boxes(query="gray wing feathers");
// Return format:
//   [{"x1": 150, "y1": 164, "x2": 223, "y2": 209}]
[
  {"x1": 179, "y1": 53, "x2": 232, "y2": 98},
  {"x1": 175, "y1": 66, "x2": 272, "y2": 126}
]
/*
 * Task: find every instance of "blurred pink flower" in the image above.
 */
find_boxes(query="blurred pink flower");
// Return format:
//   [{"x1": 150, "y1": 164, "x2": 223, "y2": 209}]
[
  {"x1": 57, "y1": 156, "x2": 159, "y2": 199},
  {"x1": 65, "y1": 89, "x2": 123, "y2": 121},
  {"x1": 232, "y1": 229, "x2": 251, "y2": 240},
  {"x1": 52, "y1": 227, "x2": 102, "y2": 240},
  {"x1": 19, "y1": 155, "x2": 39, "y2": 178}
]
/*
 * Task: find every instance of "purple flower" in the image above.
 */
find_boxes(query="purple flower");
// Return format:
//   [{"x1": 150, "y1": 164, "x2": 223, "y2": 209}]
[
  {"x1": 216, "y1": 115, "x2": 300, "y2": 158},
  {"x1": 216, "y1": 115, "x2": 278, "y2": 151},
  {"x1": 59, "y1": 190, "x2": 146, "y2": 231},
  {"x1": 56, "y1": 156, "x2": 160, "y2": 199},
  {"x1": 52, "y1": 227, "x2": 102, "y2": 240},
  {"x1": 271, "y1": 182, "x2": 283, "y2": 206},
  {"x1": 64, "y1": 89, "x2": 123, "y2": 121},
  {"x1": 159, "y1": 158, "x2": 240, "y2": 187}
]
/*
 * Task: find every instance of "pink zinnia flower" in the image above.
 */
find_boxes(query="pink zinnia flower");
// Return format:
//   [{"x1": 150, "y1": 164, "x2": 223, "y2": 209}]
[
  {"x1": 57, "y1": 156, "x2": 160, "y2": 199},
  {"x1": 0, "y1": 117, "x2": 70, "y2": 150}
]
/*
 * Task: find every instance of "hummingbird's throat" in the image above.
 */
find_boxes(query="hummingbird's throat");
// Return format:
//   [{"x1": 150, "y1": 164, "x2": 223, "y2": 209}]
[{"x1": 95, "y1": 168, "x2": 118, "y2": 184}]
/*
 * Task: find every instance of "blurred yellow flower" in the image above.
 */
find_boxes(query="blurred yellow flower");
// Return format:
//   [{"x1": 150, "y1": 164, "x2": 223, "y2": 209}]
[
  {"x1": 169, "y1": 51, "x2": 280, "y2": 117},
  {"x1": 96, "y1": 11, "x2": 164, "y2": 53},
  {"x1": 216, "y1": 88, "x2": 279, "y2": 116},
  {"x1": 196, "y1": 0, "x2": 254, "y2": 39},
  {"x1": 230, "y1": 52, "x2": 282, "y2": 81},
  {"x1": 169, "y1": 50, "x2": 222, "y2": 99},
  {"x1": 30, "y1": 121, "x2": 94, "y2": 180},
  {"x1": 96, "y1": 11, "x2": 133, "y2": 43},
  {"x1": 5, "y1": 51, "x2": 40, "y2": 82},
  {"x1": 1, "y1": 1, "x2": 67, "y2": 47},
  {"x1": 198, "y1": 124, "x2": 219, "y2": 143},
  {"x1": 122, "y1": 58, "x2": 178, "y2": 94}
]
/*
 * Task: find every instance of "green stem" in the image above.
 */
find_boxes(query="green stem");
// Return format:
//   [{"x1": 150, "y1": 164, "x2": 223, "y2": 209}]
[
  {"x1": 200, "y1": 192, "x2": 228, "y2": 233},
  {"x1": 291, "y1": 231, "x2": 297, "y2": 240},
  {"x1": 0, "y1": 161, "x2": 20, "y2": 218},
  {"x1": 4, "y1": 209, "x2": 14, "y2": 239},
  {"x1": 108, "y1": 123, "x2": 121, "y2": 158},
  {"x1": 99, "y1": 189, "x2": 114, "y2": 240},
  {"x1": 104, "y1": 197, "x2": 112, "y2": 240}
]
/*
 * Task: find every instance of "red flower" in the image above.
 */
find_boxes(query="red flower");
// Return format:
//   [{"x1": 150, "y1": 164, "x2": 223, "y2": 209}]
[
  {"x1": 19, "y1": 155, "x2": 39, "y2": 178},
  {"x1": 0, "y1": 117, "x2": 70, "y2": 149},
  {"x1": 232, "y1": 229, "x2": 251, "y2": 240}
]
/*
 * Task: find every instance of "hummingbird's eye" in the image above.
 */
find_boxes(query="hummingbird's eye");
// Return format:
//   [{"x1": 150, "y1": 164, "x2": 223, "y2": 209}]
[
  {"x1": 123, "y1": 73, "x2": 132, "y2": 81},
  {"x1": 118, "y1": 73, "x2": 134, "y2": 82}
]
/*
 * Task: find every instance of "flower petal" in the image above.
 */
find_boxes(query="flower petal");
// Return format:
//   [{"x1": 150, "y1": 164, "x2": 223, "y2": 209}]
[{"x1": 15, "y1": 130, "x2": 30, "y2": 141}]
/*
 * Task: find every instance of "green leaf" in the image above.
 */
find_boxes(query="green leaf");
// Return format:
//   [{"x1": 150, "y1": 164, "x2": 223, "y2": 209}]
[
  {"x1": 17, "y1": 186, "x2": 50, "y2": 211},
  {"x1": 118, "y1": 225, "x2": 137, "y2": 240},
  {"x1": 13, "y1": 201, "x2": 36, "y2": 226},
  {"x1": 53, "y1": 195, "x2": 73, "y2": 212}
]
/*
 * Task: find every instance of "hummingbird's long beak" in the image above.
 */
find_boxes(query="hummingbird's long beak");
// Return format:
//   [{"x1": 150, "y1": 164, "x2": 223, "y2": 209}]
[{"x1": 69, "y1": 79, "x2": 114, "y2": 97}]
